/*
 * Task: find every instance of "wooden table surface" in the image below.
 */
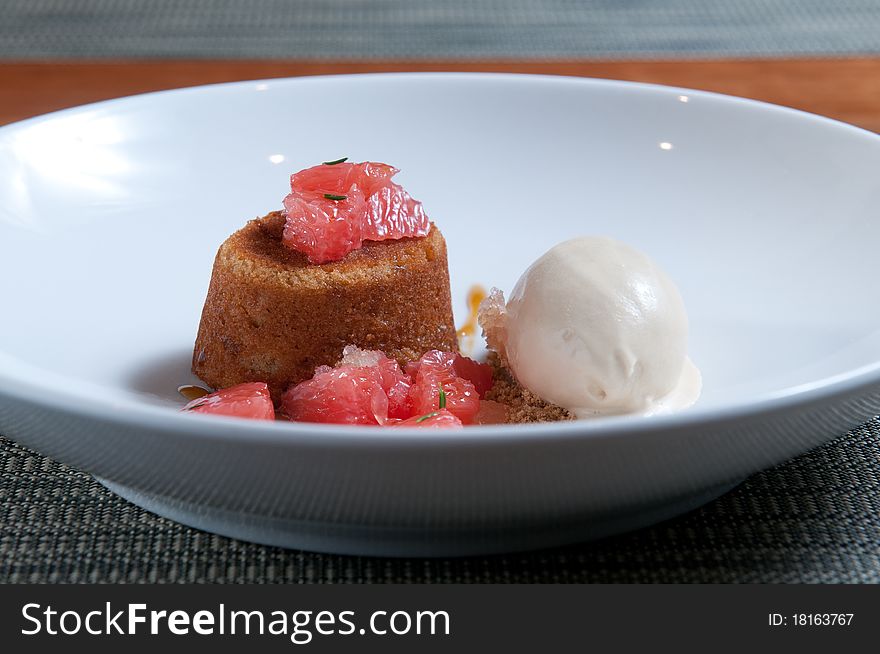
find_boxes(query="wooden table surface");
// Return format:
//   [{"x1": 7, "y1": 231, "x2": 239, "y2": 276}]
[{"x1": 2, "y1": 58, "x2": 879, "y2": 132}]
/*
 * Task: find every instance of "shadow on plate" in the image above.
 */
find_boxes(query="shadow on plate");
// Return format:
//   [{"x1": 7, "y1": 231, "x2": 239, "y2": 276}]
[{"x1": 125, "y1": 347, "x2": 204, "y2": 406}]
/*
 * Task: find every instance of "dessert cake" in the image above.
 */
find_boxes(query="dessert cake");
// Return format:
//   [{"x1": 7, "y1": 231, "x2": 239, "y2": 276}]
[{"x1": 193, "y1": 211, "x2": 457, "y2": 402}]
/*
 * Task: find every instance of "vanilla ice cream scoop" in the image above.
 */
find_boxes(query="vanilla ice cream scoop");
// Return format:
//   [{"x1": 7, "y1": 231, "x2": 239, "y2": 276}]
[{"x1": 479, "y1": 236, "x2": 701, "y2": 417}]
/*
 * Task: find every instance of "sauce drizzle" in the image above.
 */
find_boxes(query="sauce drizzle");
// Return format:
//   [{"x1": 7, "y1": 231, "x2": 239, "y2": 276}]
[
  {"x1": 178, "y1": 384, "x2": 211, "y2": 401},
  {"x1": 456, "y1": 285, "x2": 487, "y2": 353}
]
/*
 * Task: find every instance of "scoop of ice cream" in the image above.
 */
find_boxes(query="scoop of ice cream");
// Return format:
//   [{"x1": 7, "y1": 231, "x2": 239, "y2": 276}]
[{"x1": 479, "y1": 237, "x2": 701, "y2": 417}]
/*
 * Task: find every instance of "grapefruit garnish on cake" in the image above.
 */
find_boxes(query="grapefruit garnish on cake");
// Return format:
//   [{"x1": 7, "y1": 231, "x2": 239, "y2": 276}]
[{"x1": 282, "y1": 158, "x2": 430, "y2": 263}]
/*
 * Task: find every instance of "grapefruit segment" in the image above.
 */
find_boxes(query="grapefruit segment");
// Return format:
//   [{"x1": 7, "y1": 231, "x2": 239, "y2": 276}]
[
  {"x1": 182, "y1": 382, "x2": 275, "y2": 420},
  {"x1": 282, "y1": 366, "x2": 388, "y2": 425},
  {"x1": 282, "y1": 161, "x2": 430, "y2": 263},
  {"x1": 451, "y1": 354, "x2": 494, "y2": 397},
  {"x1": 281, "y1": 192, "x2": 366, "y2": 264},
  {"x1": 363, "y1": 183, "x2": 429, "y2": 241},
  {"x1": 474, "y1": 400, "x2": 509, "y2": 425},
  {"x1": 394, "y1": 409, "x2": 463, "y2": 429},
  {"x1": 281, "y1": 345, "x2": 410, "y2": 425},
  {"x1": 406, "y1": 350, "x2": 481, "y2": 424}
]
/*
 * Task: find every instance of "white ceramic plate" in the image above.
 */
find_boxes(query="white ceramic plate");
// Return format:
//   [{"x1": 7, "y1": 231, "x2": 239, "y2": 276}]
[{"x1": 1, "y1": 73, "x2": 879, "y2": 556}]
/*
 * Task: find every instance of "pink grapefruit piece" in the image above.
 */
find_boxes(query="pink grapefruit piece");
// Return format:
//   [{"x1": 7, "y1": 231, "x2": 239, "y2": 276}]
[
  {"x1": 393, "y1": 409, "x2": 463, "y2": 429},
  {"x1": 281, "y1": 161, "x2": 430, "y2": 263},
  {"x1": 282, "y1": 366, "x2": 389, "y2": 425},
  {"x1": 281, "y1": 345, "x2": 411, "y2": 425},
  {"x1": 182, "y1": 382, "x2": 275, "y2": 420},
  {"x1": 474, "y1": 400, "x2": 509, "y2": 425},
  {"x1": 451, "y1": 354, "x2": 494, "y2": 397},
  {"x1": 406, "y1": 350, "x2": 482, "y2": 424},
  {"x1": 281, "y1": 192, "x2": 366, "y2": 264},
  {"x1": 337, "y1": 345, "x2": 412, "y2": 420},
  {"x1": 362, "y1": 182, "x2": 429, "y2": 241}
]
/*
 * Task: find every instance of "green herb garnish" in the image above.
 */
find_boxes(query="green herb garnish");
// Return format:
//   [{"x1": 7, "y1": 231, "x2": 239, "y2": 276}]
[
  {"x1": 323, "y1": 193, "x2": 347, "y2": 201},
  {"x1": 438, "y1": 385, "x2": 447, "y2": 410},
  {"x1": 322, "y1": 157, "x2": 348, "y2": 165},
  {"x1": 415, "y1": 412, "x2": 440, "y2": 423}
]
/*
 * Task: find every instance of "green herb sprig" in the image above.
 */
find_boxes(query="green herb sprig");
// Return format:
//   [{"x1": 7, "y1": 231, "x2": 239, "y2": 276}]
[
  {"x1": 322, "y1": 157, "x2": 348, "y2": 165},
  {"x1": 323, "y1": 193, "x2": 347, "y2": 201}
]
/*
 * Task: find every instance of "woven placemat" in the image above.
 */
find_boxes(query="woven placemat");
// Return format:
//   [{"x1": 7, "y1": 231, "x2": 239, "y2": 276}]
[
  {"x1": 1, "y1": 0, "x2": 879, "y2": 59},
  {"x1": 2, "y1": 420, "x2": 878, "y2": 583}
]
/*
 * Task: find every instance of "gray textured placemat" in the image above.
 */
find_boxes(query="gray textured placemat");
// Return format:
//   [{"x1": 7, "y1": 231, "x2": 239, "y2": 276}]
[
  {"x1": 2, "y1": 420, "x2": 879, "y2": 583},
  {"x1": 1, "y1": 0, "x2": 879, "y2": 59}
]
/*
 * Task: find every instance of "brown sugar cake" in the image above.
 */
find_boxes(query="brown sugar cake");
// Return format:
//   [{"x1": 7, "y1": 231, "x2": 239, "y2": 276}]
[{"x1": 193, "y1": 211, "x2": 457, "y2": 402}]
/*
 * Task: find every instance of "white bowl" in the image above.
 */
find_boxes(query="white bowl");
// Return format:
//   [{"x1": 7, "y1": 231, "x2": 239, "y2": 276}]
[{"x1": 1, "y1": 73, "x2": 878, "y2": 556}]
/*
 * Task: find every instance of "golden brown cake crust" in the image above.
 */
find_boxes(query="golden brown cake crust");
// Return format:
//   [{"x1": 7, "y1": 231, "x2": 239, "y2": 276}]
[{"x1": 193, "y1": 211, "x2": 458, "y2": 402}]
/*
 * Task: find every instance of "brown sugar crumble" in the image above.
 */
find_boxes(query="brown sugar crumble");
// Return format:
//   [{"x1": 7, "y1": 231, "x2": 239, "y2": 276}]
[{"x1": 484, "y1": 352, "x2": 574, "y2": 424}]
